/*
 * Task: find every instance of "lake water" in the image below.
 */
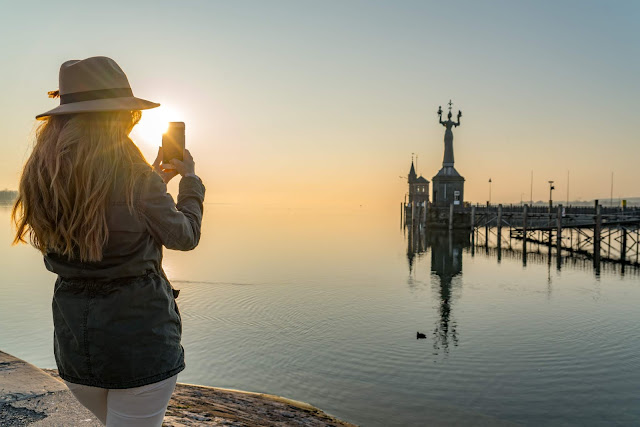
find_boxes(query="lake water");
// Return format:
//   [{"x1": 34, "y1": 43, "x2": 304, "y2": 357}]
[{"x1": 1, "y1": 205, "x2": 639, "y2": 426}]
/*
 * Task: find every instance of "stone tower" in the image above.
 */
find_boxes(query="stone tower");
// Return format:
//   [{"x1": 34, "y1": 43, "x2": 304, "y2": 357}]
[{"x1": 408, "y1": 159, "x2": 429, "y2": 207}]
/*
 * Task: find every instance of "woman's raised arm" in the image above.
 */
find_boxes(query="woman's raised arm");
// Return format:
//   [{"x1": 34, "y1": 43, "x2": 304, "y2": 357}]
[{"x1": 138, "y1": 170, "x2": 205, "y2": 251}]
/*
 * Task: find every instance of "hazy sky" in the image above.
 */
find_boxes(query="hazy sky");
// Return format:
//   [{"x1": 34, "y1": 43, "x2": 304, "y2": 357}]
[{"x1": 1, "y1": 0, "x2": 638, "y2": 208}]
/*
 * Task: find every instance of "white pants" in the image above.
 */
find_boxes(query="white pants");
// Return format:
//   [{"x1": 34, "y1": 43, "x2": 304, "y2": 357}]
[{"x1": 64, "y1": 374, "x2": 178, "y2": 426}]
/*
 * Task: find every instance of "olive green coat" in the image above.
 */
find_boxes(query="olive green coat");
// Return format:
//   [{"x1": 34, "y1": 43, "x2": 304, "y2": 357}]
[{"x1": 46, "y1": 169, "x2": 205, "y2": 389}]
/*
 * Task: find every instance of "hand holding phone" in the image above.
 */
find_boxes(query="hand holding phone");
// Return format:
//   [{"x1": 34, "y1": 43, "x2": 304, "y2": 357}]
[
  {"x1": 162, "y1": 122, "x2": 185, "y2": 169},
  {"x1": 152, "y1": 147, "x2": 178, "y2": 184},
  {"x1": 169, "y1": 149, "x2": 196, "y2": 177}
]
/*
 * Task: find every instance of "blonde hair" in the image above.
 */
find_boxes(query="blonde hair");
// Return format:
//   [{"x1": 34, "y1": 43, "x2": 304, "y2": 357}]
[{"x1": 12, "y1": 110, "x2": 150, "y2": 262}]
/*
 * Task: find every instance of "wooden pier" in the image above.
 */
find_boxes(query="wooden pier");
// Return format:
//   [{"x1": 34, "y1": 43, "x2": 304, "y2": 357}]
[{"x1": 403, "y1": 201, "x2": 640, "y2": 268}]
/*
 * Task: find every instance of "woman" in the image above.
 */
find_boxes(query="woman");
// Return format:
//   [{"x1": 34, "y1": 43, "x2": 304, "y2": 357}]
[{"x1": 11, "y1": 56, "x2": 205, "y2": 426}]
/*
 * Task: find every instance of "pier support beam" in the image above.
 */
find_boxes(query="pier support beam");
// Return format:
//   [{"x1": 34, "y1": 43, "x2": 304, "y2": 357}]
[
  {"x1": 470, "y1": 206, "x2": 475, "y2": 232},
  {"x1": 411, "y1": 202, "x2": 415, "y2": 228},
  {"x1": 484, "y1": 205, "x2": 489, "y2": 247},
  {"x1": 556, "y1": 205, "x2": 563, "y2": 252},
  {"x1": 497, "y1": 204, "x2": 503, "y2": 245},
  {"x1": 449, "y1": 203, "x2": 454, "y2": 231},
  {"x1": 556, "y1": 205, "x2": 563, "y2": 269},
  {"x1": 522, "y1": 204, "x2": 528, "y2": 266},
  {"x1": 423, "y1": 202, "x2": 428, "y2": 224},
  {"x1": 621, "y1": 227, "x2": 627, "y2": 264},
  {"x1": 496, "y1": 205, "x2": 502, "y2": 262},
  {"x1": 594, "y1": 204, "x2": 602, "y2": 269}
]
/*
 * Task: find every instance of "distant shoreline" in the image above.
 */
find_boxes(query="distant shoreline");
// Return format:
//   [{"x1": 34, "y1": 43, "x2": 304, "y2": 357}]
[{"x1": 0, "y1": 190, "x2": 17, "y2": 205}]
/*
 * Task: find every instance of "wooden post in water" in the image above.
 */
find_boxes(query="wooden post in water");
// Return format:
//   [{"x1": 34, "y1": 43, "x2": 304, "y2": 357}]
[
  {"x1": 400, "y1": 202, "x2": 404, "y2": 227},
  {"x1": 556, "y1": 204, "x2": 563, "y2": 266},
  {"x1": 548, "y1": 209, "x2": 553, "y2": 247},
  {"x1": 621, "y1": 227, "x2": 627, "y2": 264},
  {"x1": 471, "y1": 206, "x2": 475, "y2": 232},
  {"x1": 522, "y1": 204, "x2": 528, "y2": 264},
  {"x1": 470, "y1": 205, "x2": 476, "y2": 250},
  {"x1": 594, "y1": 204, "x2": 602, "y2": 267},
  {"x1": 556, "y1": 205, "x2": 563, "y2": 252},
  {"x1": 497, "y1": 204, "x2": 503, "y2": 245},
  {"x1": 423, "y1": 201, "x2": 428, "y2": 224},
  {"x1": 449, "y1": 203, "x2": 454, "y2": 231},
  {"x1": 484, "y1": 205, "x2": 489, "y2": 247},
  {"x1": 411, "y1": 202, "x2": 415, "y2": 228}
]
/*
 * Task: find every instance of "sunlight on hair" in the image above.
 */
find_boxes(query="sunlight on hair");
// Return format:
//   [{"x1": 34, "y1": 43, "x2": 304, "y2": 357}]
[{"x1": 131, "y1": 106, "x2": 183, "y2": 150}]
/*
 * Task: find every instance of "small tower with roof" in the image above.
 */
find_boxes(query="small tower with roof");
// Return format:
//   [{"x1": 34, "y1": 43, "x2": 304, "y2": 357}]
[{"x1": 408, "y1": 156, "x2": 430, "y2": 207}]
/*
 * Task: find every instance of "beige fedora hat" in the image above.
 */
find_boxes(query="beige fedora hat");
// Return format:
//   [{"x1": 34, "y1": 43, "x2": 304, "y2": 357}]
[{"x1": 36, "y1": 56, "x2": 159, "y2": 120}]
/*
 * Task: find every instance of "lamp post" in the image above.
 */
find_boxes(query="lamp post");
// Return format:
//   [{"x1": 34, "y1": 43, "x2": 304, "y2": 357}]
[
  {"x1": 548, "y1": 180, "x2": 555, "y2": 213},
  {"x1": 488, "y1": 178, "x2": 492, "y2": 206}
]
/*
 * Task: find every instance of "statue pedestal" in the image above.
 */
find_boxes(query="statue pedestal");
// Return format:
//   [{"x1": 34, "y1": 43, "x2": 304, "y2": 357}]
[{"x1": 432, "y1": 166, "x2": 465, "y2": 208}]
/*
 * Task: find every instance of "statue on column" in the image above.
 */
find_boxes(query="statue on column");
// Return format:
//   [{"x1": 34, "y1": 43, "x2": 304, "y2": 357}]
[{"x1": 438, "y1": 100, "x2": 462, "y2": 168}]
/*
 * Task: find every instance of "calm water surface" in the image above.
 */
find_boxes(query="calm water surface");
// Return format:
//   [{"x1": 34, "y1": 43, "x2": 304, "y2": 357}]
[{"x1": 1, "y1": 205, "x2": 639, "y2": 426}]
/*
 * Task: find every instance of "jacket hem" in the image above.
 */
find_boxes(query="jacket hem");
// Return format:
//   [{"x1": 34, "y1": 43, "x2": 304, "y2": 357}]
[{"x1": 58, "y1": 363, "x2": 185, "y2": 389}]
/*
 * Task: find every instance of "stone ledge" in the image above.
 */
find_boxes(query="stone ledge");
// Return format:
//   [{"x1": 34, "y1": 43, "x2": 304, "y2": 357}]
[
  {"x1": 0, "y1": 351, "x2": 101, "y2": 426},
  {"x1": 45, "y1": 369, "x2": 355, "y2": 426},
  {"x1": 1, "y1": 350, "x2": 356, "y2": 426}
]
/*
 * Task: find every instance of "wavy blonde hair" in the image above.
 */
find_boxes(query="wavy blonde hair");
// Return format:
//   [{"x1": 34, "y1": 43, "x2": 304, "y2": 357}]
[{"x1": 12, "y1": 110, "x2": 150, "y2": 262}]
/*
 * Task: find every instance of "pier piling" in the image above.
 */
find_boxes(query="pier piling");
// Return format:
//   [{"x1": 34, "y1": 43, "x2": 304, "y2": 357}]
[
  {"x1": 411, "y1": 202, "x2": 415, "y2": 228},
  {"x1": 522, "y1": 204, "x2": 528, "y2": 259},
  {"x1": 423, "y1": 202, "x2": 428, "y2": 224},
  {"x1": 497, "y1": 204, "x2": 503, "y2": 245},
  {"x1": 594, "y1": 204, "x2": 602, "y2": 267},
  {"x1": 557, "y1": 205, "x2": 563, "y2": 252},
  {"x1": 449, "y1": 203, "x2": 454, "y2": 231},
  {"x1": 557, "y1": 205, "x2": 563, "y2": 264},
  {"x1": 621, "y1": 227, "x2": 627, "y2": 264},
  {"x1": 470, "y1": 206, "x2": 475, "y2": 232}
]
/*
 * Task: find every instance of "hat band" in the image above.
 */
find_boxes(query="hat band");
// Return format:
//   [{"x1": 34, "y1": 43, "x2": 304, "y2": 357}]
[{"x1": 60, "y1": 88, "x2": 134, "y2": 105}]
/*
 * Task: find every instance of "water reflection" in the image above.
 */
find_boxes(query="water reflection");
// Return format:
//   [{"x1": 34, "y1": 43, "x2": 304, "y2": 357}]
[
  {"x1": 407, "y1": 227, "x2": 469, "y2": 354},
  {"x1": 429, "y1": 232, "x2": 469, "y2": 354},
  {"x1": 405, "y1": 223, "x2": 639, "y2": 357},
  {"x1": 471, "y1": 227, "x2": 640, "y2": 278}
]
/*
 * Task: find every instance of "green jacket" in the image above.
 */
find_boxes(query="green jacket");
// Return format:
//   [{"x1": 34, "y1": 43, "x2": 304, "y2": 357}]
[{"x1": 46, "y1": 169, "x2": 205, "y2": 389}]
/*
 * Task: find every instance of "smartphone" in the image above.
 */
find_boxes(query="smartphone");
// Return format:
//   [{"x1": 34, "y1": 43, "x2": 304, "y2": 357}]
[{"x1": 162, "y1": 122, "x2": 185, "y2": 165}]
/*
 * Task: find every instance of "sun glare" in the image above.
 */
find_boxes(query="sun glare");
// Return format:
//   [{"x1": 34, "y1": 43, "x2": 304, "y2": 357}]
[{"x1": 132, "y1": 107, "x2": 183, "y2": 149}]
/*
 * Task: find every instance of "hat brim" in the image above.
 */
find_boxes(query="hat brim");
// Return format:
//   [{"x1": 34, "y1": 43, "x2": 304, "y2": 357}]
[{"x1": 35, "y1": 96, "x2": 160, "y2": 120}]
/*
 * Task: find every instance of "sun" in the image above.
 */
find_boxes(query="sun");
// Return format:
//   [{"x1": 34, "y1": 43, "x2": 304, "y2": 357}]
[{"x1": 131, "y1": 107, "x2": 183, "y2": 148}]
